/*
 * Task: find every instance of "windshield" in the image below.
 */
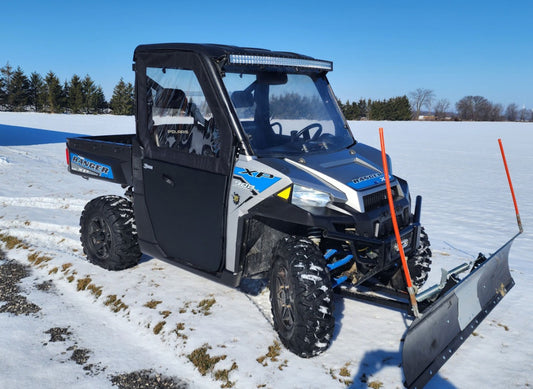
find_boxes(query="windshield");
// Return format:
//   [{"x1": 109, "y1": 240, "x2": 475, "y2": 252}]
[{"x1": 222, "y1": 71, "x2": 354, "y2": 157}]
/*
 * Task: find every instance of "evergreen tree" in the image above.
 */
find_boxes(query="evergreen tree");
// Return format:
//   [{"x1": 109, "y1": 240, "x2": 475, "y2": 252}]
[
  {"x1": 7, "y1": 66, "x2": 30, "y2": 111},
  {"x1": 0, "y1": 62, "x2": 14, "y2": 108},
  {"x1": 1, "y1": 62, "x2": 14, "y2": 88},
  {"x1": 368, "y1": 100, "x2": 385, "y2": 120},
  {"x1": 82, "y1": 75, "x2": 98, "y2": 113},
  {"x1": 68, "y1": 74, "x2": 84, "y2": 113},
  {"x1": 342, "y1": 100, "x2": 361, "y2": 120},
  {"x1": 44, "y1": 71, "x2": 63, "y2": 113},
  {"x1": 28, "y1": 72, "x2": 46, "y2": 111},
  {"x1": 91, "y1": 86, "x2": 108, "y2": 113},
  {"x1": 368, "y1": 96, "x2": 411, "y2": 120},
  {"x1": 390, "y1": 96, "x2": 412, "y2": 120},
  {"x1": 61, "y1": 80, "x2": 70, "y2": 111},
  {"x1": 110, "y1": 78, "x2": 134, "y2": 115},
  {"x1": 0, "y1": 77, "x2": 5, "y2": 107},
  {"x1": 357, "y1": 99, "x2": 368, "y2": 119}
]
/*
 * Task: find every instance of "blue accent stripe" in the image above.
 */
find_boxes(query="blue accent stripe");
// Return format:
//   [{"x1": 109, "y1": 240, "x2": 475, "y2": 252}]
[{"x1": 233, "y1": 167, "x2": 280, "y2": 193}]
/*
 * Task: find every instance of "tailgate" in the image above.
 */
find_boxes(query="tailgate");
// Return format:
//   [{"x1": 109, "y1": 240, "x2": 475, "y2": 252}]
[{"x1": 66, "y1": 134, "x2": 135, "y2": 186}]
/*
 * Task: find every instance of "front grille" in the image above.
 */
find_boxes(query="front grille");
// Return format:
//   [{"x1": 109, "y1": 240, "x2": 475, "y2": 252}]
[{"x1": 363, "y1": 187, "x2": 398, "y2": 211}]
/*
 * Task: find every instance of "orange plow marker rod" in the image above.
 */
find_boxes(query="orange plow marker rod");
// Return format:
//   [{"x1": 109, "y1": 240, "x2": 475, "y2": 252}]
[
  {"x1": 379, "y1": 128, "x2": 420, "y2": 317},
  {"x1": 498, "y1": 139, "x2": 523, "y2": 233}
]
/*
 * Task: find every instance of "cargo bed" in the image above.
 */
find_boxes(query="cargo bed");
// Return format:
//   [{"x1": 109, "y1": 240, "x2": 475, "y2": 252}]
[{"x1": 66, "y1": 134, "x2": 135, "y2": 186}]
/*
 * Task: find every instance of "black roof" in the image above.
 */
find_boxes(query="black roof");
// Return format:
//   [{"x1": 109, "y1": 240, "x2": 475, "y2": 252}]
[{"x1": 133, "y1": 43, "x2": 318, "y2": 62}]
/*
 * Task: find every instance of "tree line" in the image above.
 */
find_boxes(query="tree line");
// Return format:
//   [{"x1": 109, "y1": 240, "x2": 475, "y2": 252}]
[
  {"x1": 339, "y1": 96, "x2": 412, "y2": 121},
  {"x1": 341, "y1": 88, "x2": 532, "y2": 122},
  {"x1": 408, "y1": 88, "x2": 532, "y2": 121},
  {"x1": 2, "y1": 62, "x2": 531, "y2": 121},
  {"x1": 0, "y1": 62, "x2": 134, "y2": 115}
]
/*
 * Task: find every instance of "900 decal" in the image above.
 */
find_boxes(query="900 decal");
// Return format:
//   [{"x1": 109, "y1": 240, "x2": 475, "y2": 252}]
[{"x1": 70, "y1": 153, "x2": 114, "y2": 179}]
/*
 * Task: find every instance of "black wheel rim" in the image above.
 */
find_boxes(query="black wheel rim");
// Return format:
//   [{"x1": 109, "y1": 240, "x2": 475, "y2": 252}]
[
  {"x1": 274, "y1": 264, "x2": 295, "y2": 331},
  {"x1": 87, "y1": 217, "x2": 112, "y2": 259}
]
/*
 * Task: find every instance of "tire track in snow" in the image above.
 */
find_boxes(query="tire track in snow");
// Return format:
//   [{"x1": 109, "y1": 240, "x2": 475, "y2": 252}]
[{"x1": 0, "y1": 196, "x2": 86, "y2": 212}]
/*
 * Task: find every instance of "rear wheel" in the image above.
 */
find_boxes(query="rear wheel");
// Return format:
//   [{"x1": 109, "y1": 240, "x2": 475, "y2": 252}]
[
  {"x1": 80, "y1": 196, "x2": 141, "y2": 270},
  {"x1": 269, "y1": 236, "x2": 334, "y2": 357}
]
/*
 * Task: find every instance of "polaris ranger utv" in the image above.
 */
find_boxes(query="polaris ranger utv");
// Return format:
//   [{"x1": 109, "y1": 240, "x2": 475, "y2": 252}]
[{"x1": 66, "y1": 43, "x2": 520, "y2": 388}]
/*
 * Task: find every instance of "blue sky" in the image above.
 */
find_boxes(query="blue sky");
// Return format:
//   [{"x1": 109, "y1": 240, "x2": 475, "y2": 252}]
[{"x1": 2, "y1": 0, "x2": 532, "y2": 110}]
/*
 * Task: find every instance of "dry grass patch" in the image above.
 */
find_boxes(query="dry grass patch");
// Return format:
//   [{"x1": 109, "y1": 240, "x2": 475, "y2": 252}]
[
  {"x1": 0, "y1": 232, "x2": 27, "y2": 250},
  {"x1": 153, "y1": 321, "x2": 166, "y2": 335},
  {"x1": 61, "y1": 263, "x2": 73, "y2": 273},
  {"x1": 172, "y1": 322, "x2": 188, "y2": 341},
  {"x1": 105, "y1": 295, "x2": 128, "y2": 313},
  {"x1": 87, "y1": 284, "x2": 103, "y2": 299},
  {"x1": 214, "y1": 361, "x2": 238, "y2": 388},
  {"x1": 256, "y1": 341, "x2": 281, "y2": 366},
  {"x1": 77, "y1": 276, "x2": 92, "y2": 291},
  {"x1": 187, "y1": 344, "x2": 226, "y2": 376},
  {"x1": 144, "y1": 300, "x2": 162, "y2": 309},
  {"x1": 28, "y1": 252, "x2": 52, "y2": 266},
  {"x1": 195, "y1": 297, "x2": 216, "y2": 315},
  {"x1": 330, "y1": 362, "x2": 353, "y2": 385}
]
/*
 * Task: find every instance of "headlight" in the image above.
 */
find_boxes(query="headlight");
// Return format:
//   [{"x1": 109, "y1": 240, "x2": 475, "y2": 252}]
[{"x1": 292, "y1": 185, "x2": 331, "y2": 208}]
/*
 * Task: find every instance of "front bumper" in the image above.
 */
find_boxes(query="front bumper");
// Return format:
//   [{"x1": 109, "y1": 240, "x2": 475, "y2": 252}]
[{"x1": 324, "y1": 222, "x2": 421, "y2": 279}]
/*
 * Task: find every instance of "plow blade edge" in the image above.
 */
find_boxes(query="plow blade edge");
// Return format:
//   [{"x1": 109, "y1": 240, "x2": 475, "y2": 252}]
[{"x1": 402, "y1": 234, "x2": 518, "y2": 389}]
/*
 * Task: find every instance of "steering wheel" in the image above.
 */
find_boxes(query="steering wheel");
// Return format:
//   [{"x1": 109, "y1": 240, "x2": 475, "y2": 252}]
[{"x1": 294, "y1": 123, "x2": 323, "y2": 141}]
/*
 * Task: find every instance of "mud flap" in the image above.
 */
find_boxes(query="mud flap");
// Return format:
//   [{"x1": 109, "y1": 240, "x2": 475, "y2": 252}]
[{"x1": 402, "y1": 234, "x2": 518, "y2": 389}]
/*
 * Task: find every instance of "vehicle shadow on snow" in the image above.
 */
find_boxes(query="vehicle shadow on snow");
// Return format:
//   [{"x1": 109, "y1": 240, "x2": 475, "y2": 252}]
[
  {"x1": 0, "y1": 124, "x2": 84, "y2": 146},
  {"x1": 346, "y1": 347, "x2": 457, "y2": 389},
  {"x1": 333, "y1": 296, "x2": 457, "y2": 389}
]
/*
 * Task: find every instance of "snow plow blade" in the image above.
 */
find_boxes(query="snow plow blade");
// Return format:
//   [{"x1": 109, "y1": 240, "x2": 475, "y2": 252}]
[{"x1": 402, "y1": 234, "x2": 518, "y2": 389}]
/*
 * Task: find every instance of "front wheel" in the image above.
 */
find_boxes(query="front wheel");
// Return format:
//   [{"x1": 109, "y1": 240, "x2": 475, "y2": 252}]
[
  {"x1": 80, "y1": 195, "x2": 141, "y2": 270},
  {"x1": 269, "y1": 236, "x2": 335, "y2": 358},
  {"x1": 379, "y1": 227, "x2": 432, "y2": 290}
]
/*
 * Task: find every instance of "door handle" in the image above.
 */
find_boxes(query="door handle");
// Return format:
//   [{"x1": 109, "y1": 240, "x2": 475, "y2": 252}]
[{"x1": 162, "y1": 175, "x2": 175, "y2": 187}]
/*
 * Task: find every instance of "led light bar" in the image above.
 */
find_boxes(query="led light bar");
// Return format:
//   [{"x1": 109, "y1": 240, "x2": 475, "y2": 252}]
[{"x1": 228, "y1": 54, "x2": 332, "y2": 71}]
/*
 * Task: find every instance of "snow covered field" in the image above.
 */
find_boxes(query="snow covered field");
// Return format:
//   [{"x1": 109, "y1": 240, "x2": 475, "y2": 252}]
[{"x1": 0, "y1": 112, "x2": 531, "y2": 388}]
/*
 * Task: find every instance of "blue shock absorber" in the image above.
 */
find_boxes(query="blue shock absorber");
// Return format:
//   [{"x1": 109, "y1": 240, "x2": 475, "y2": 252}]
[
  {"x1": 331, "y1": 275, "x2": 348, "y2": 288},
  {"x1": 324, "y1": 249, "x2": 337, "y2": 260},
  {"x1": 325, "y1": 251, "x2": 354, "y2": 288},
  {"x1": 327, "y1": 255, "x2": 353, "y2": 271}
]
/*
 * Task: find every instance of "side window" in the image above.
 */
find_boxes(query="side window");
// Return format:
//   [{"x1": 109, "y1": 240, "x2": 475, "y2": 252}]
[{"x1": 147, "y1": 67, "x2": 220, "y2": 157}]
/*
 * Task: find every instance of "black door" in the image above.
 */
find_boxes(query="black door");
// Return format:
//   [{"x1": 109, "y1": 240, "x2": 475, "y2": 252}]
[
  {"x1": 142, "y1": 158, "x2": 227, "y2": 272},
  {"x1": 134, "y1": 52, "x2": 235, "y2": 273}
]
